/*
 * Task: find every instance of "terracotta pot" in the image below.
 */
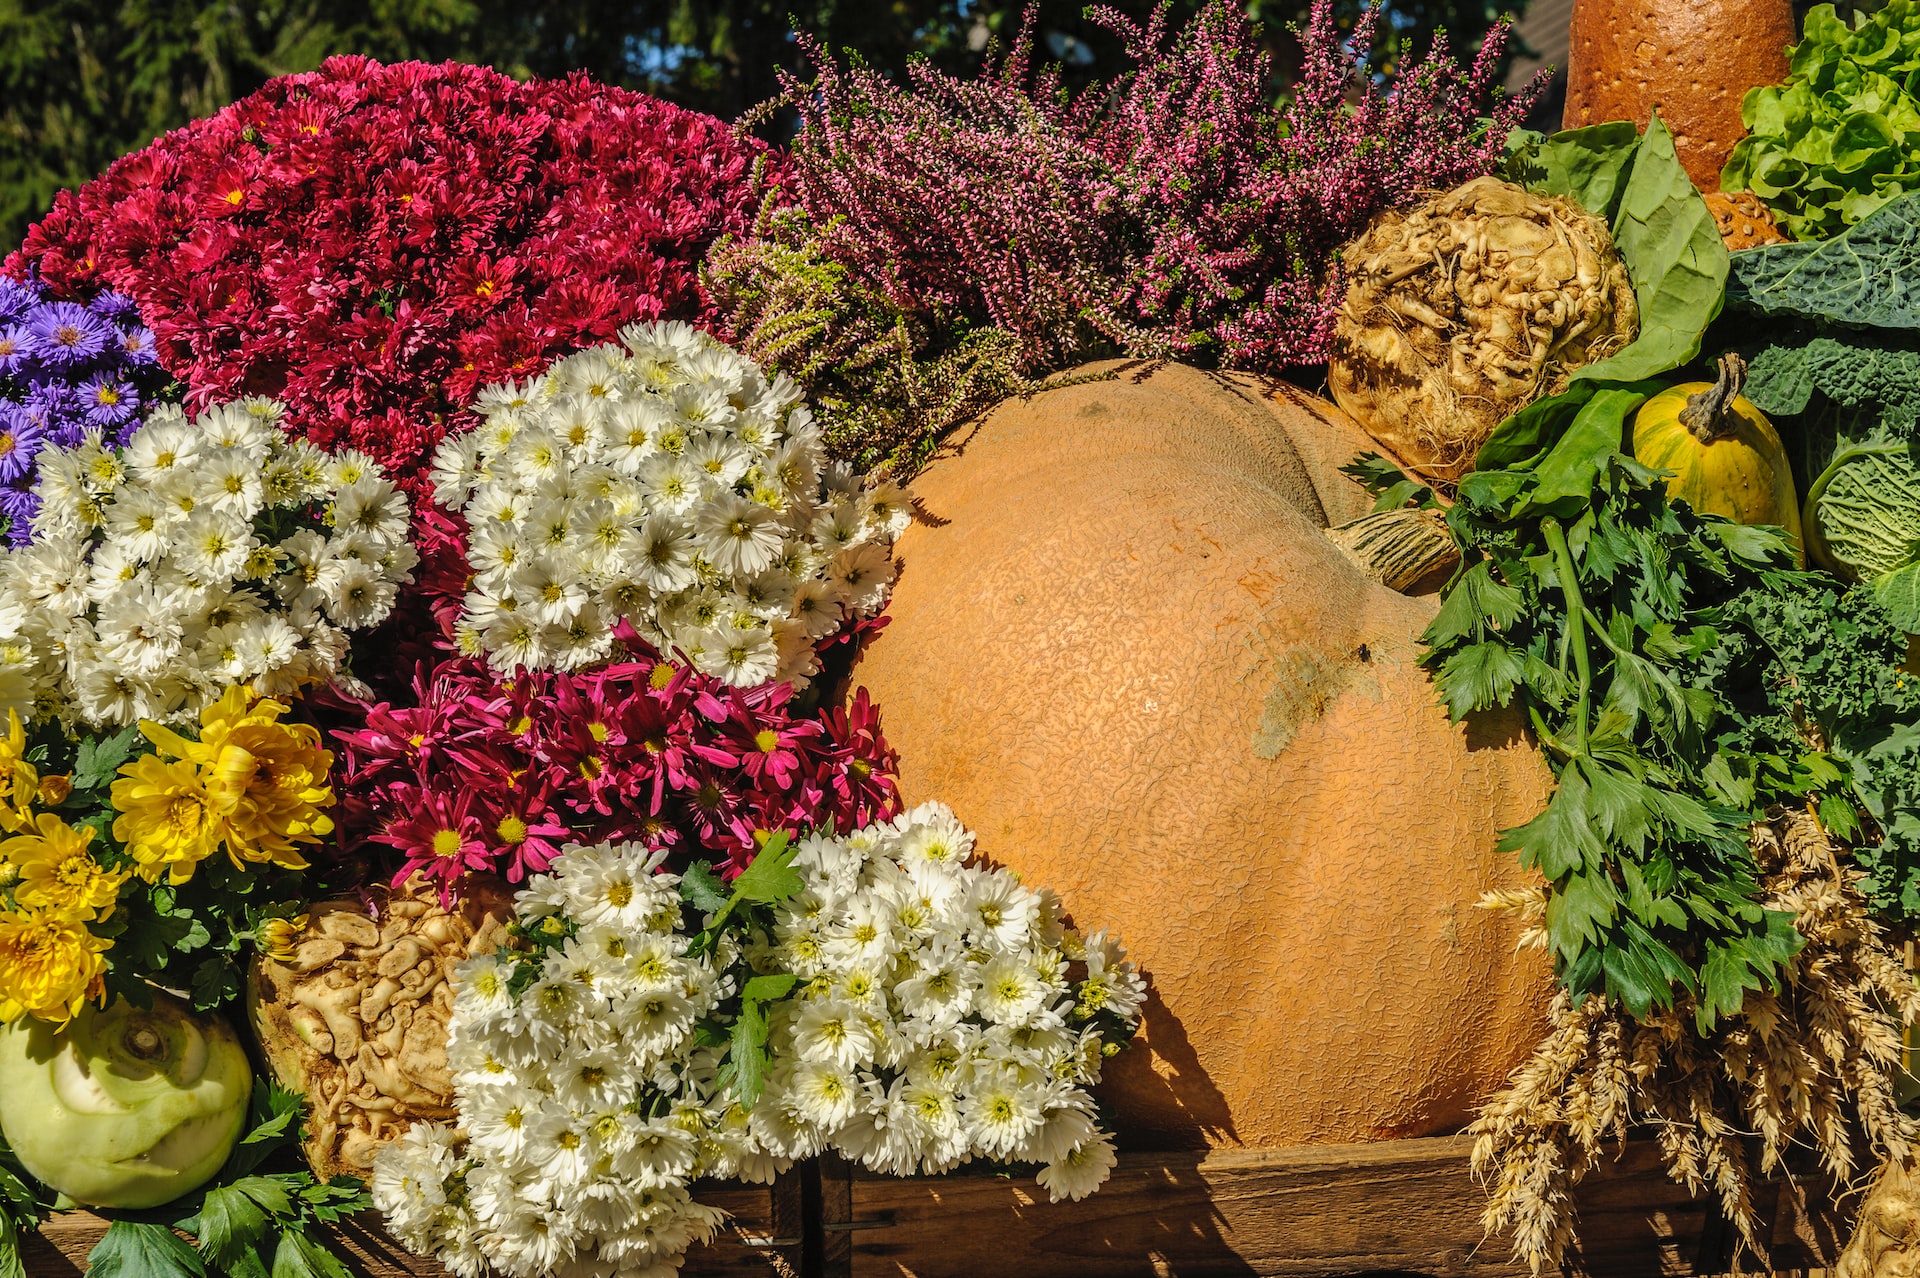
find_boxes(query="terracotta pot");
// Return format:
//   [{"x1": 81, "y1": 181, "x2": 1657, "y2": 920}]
[
  {"x1": 852, "y1": 361, "x2": 1554, "y2": 1148},
  {"x1": 1564, "y1": 0, "x2": 1796, "y2": 191}
]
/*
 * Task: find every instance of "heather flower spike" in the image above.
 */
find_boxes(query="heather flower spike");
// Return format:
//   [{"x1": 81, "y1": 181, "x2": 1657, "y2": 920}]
[{"x1": 707, "y1": 0, "x2": 1545, "y2": 475}]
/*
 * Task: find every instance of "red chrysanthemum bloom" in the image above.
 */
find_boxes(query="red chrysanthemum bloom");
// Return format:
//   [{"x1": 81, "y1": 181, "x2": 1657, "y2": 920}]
[{"x1": 9, "y1": 57, "x2": 780, "y2": 496}]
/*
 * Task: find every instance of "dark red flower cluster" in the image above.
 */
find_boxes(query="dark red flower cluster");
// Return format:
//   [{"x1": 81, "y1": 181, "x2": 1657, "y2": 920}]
[
  {"x1": 333, "y1": 632, "x2": 898, "y2": 895},
  {"x1": 10, "y1": 57, "x2": 775, "y2": 493}
]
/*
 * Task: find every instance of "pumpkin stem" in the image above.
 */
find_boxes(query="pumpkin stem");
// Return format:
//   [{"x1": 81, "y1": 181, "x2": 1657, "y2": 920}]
[{"x1": 1678, "y1": 353, "x2": 1748, "y2": 444}]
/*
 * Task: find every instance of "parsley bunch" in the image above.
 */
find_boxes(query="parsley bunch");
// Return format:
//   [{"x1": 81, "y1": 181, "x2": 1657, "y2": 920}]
[{"x1": 1416, "y1": 383, "x2": 1904, "y2": 1026}]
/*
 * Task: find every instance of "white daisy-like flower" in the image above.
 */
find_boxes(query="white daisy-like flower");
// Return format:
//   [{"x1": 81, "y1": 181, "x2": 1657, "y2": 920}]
[
  {"x1": 435, "y1": 328, "x2": 903, "y2": 687},
  {"x1": 0, "y1": 399, "x2": 412, "y2": 727},
  {"x1": 391, "y1": 804, "x2": 1143, "y2": 1278},
  {"x1": 1036, "y1": 1131, "x2": 1119, "y2": 1203}
]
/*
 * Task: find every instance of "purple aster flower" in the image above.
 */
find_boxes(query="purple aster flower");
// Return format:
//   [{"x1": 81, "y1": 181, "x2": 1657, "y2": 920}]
[
  {"x1": 79, "y1": 373, "x2": 139, "y2": 430},
  {"x1": 0, "y1": 486, "x2": 39, "y2": 546},
  {"x1": 116, "y1": 324, "x2": 160, "y2": 367},
  {"x1": 25, "y1": 302, "x2": 111, "y2": 369},
  {"x1": 88, "y1": 291, "x2": 138, "y2": 321},
  {"x1": 0, "y1": 324, "x2": 27, "y2": 377},
  {"x1": 0, "y1": 281, "x2": 34, "y2": 325},
  {"x1": 23, "y1": 385, "x2": 85, "y2": 449},
  {"x1": 0, "y1": 407, "x2": 44, "y2": 484}
]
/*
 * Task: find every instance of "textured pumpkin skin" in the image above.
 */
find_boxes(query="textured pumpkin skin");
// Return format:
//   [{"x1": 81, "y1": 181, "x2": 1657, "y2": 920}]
[
  {"x1": 1632, "y1": 382, "x2": 1804, "y2": 561},
  {"x1": 854, "y1": 361, "x2": 1555, "y2": 1149},
  {"x1": 1564, "y1": 0, "x2": 1795, "y2": 191}
]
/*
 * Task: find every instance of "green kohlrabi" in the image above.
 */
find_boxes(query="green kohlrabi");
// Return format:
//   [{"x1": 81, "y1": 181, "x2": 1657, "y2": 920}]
[{"x1": 0, "y1": 994, "x2": 251, "y2": 1209}]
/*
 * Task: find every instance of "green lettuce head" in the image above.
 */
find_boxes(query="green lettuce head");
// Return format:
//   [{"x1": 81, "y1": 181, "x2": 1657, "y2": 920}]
[
  {"x1": 1804, "y1": 437, "x2": 1920, "y2": 633},
  {"x1": 0, "y1": 994, "x2": 251, "y2": 1209}
]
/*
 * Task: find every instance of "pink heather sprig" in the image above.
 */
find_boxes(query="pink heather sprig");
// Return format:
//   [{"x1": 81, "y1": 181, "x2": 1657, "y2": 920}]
[
  {"x1": 716, "y1": 0, "x2": 1546, "y2": 401},
  {"x1": 332, "y1": 635, "x2": 899, "y2": 898}
]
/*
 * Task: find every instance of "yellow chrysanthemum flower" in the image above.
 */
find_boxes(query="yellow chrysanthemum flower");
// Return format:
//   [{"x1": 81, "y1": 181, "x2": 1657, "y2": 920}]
[
  {"x1": 3, "y1": 813, "x2": 127, "y2": 920},
  {"x1": 0, "y1": 710, "x2": 40, "y2": 835},
  {"x1": 112, "y1": 754, "x2": 221, "y2": 884},
  {"x1": 256, "y1": 913, "x2": 309, "y2": 964},
  {"x1": 117, "y1": 685, "x2": 335, "y2": 879},
  {"x1": 0, "y1": 907, "x2": 109, "y2": 1024}
]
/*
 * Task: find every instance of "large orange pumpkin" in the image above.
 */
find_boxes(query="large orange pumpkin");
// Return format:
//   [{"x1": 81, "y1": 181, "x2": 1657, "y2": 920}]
[{"x1": 853, "y1": 362, "x2": 1555, "y2": 1149}]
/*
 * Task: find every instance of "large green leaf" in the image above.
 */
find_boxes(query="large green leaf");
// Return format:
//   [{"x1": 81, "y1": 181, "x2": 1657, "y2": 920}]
[
  {"x1": 1873, "y1": 560, "x2": 1920, "y2": 633},
  {"x1": 0, "y1": 1212, "x2": 23, "y2": 1278},
  {"x1": 1519, "y1": 387, "x2": 1655, "y2": 515},
  {"x1": 87, "y1": 1221, "x2": 209, "y2": 1278},
  {"x1": 1511, "y1": 120, "x2": 1641, "y2": 222},
  {"x1": 1571, "y1": 115, "x2": 1730, "y2": 385}
]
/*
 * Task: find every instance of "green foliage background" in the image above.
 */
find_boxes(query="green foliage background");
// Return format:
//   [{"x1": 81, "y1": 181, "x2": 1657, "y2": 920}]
[{"x1": 0, "y1": 0, "x2": 1531, "y2": 253}]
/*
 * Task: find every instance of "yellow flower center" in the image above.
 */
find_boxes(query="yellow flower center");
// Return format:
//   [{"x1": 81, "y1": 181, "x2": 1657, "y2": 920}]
[
  {"x1": 167, "y1": 796, "x2": 204, "y2": 837},
  {"x1": 754, "y1": 729, "x2": 780, "y2": 753},
  {"x1": 588, "y1": 721, "x2": 610, "y2": 743},
  {"x1": 495, "y1": 815, "x2": 528, "y2": 845},
  {"x1": 607, "y1": 881, "x2": 633, "y2": 909},
  {"x1": 430, "y1": 828, "x2": 464, "y2": 858}
]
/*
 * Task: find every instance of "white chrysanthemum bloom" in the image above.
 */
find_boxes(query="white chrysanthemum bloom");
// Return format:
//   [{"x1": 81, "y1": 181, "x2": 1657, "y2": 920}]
[
  {"x1": 431, "y1": 324, "x2": 904, "y2": 688},
  {"x1": 386, "y1": 811, "x2": 1144, "y2": 1278},
  {"x1": 0, "y1": 401, "x2": 412, "y2": 728}
]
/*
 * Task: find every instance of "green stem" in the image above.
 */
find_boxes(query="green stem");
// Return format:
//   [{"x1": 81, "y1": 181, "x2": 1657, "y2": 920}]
[{"x1": 1542, "y1": 518, "x2": 1591, "y2": 753}]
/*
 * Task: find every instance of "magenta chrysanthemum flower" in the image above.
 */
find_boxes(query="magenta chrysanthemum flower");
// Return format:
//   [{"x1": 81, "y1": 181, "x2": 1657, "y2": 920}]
[
  {"x1": 376, "y1": 786, "x2": 493, "y2": 892},
  {"x1": 333, "y1": 632, "x2": 901, "y2": 889}
]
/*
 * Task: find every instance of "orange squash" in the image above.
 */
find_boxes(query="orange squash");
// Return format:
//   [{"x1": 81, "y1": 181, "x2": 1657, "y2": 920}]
[{"x1": 853, "y1": 362, "x2": 1554, "y2": 1149}]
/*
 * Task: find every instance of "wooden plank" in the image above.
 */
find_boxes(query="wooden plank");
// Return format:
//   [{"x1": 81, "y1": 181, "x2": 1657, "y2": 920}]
[
  {"x1": 13, "y1": 1138, "x2": 1779, "y2": 1277},
  {"x1": 20, "y1": 1177, "x2": 804, "y2": 1278},
  {"x1": 836, "y1": 1136, "x2": 1721, "y2": 1278}
]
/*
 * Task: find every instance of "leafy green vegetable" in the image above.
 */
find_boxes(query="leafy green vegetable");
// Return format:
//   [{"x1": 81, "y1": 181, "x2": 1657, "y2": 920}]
[
  {"x1": 183, "y1": 1183, "x2": 274, "y2": 1272},
  {"x1": 1741, "y1": 327, "x2": 1920, "y2": 441},
  {"x1": 1708, "y1": 582, "x2": 1920, "y2": 914},
  {"x1": 721, "y1": 973, "x2": 800, "y2": 1108},
  {"x1": 1727, "y1": 191, "x2": 1920, "y2": 328},
  {"x1": 1723, "y1": 2, "x2": 1920, "y2": 241},
  {"x1": 1339, "y1": 453, "x2": 1436, "y2": 512},
  {"x1": 1422, "y1": 380, "x2": 1910, "y2": 1025},
  {"x1": 0, "y1": 1134, "x2": 51, "y2": 1278},
  {"x1": 1572, "y1": 117, "x2": 1730, "y2": 386},
  {"x1": 1803, "y1": 436, "x2": 1920, "y2": 628},
  {"x1": 87, "y1": 1220, "x2": 209, "y2": 1278},
  {"x1": 1511, "y1": 120, "x2": 1642, "y2": 222},
  {"x1": 269, "y1": 1229, "x2": 350, "y2": 1278}
]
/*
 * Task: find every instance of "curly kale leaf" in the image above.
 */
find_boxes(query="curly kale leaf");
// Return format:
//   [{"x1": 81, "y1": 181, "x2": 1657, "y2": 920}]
[
  {"x1": 1726, "y1": 189, "x2": 1920, "y2": 324},
  {"x1": 1710, "y1": 581, "x2": 1920, "y2": 916},
  {"x1": 1740, "y1": 325, "x2": 1920, "y2": 438}
]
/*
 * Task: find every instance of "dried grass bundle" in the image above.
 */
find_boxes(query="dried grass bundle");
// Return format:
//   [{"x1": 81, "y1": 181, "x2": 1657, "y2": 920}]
[{"x1": 1472, "y1": 808, "x2": 1920, "y2": 1273}]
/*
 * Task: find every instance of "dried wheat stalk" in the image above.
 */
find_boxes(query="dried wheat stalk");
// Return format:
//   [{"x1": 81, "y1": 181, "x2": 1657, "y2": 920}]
[{"x1": 1471, "y1": 808, "x2": 1920, "y2": 1274}]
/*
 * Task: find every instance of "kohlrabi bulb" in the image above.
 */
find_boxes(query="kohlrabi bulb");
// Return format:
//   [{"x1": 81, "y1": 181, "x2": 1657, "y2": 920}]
[{"x1": 0, "y1": 993, "x2": 252, "y2": 1208}]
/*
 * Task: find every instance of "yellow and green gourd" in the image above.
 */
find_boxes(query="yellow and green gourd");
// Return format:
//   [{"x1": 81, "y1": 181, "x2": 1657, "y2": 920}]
[{"x1": 1631, "y1": 353, "x2": 1804, "y2": 565}]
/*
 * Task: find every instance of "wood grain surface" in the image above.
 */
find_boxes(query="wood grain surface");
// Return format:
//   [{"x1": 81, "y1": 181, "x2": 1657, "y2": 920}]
[{"x1": 18, "y1": 1135, "x2": 1845, "y2": 1277}]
